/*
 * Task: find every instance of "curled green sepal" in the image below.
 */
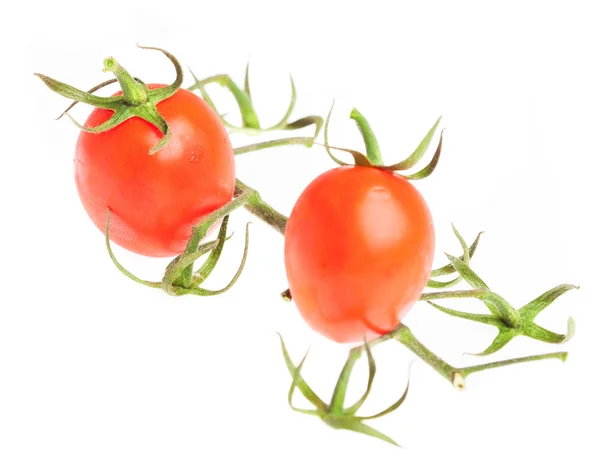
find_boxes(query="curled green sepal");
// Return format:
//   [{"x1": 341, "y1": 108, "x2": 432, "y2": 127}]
[
  {"x1": 320, "y1": 103, "x2": 443, "y2": 180},
  {"x1": 400, "y1": 129, "x2": 443, "y2": 180},
  {"x1": 165, "y1": 222, "x2": 251, "y2": 298},
  {"x1": 427, "y1": 225, "x2": 480, "y2": 289},
  {"x1": 430, "y1": 231, "x2": 483, "y2": 278},
  {"x1": 192, "y1": 216, "x2": 233, "y2": 287},
  {"x1": 35, "y1": 45, "x2": 183, "y2": 154},
  {"x1": 105, "y1": 209, "x2": 162, "y2": 289},
  {"x1": 188, "y1": 64, "x2": 323, "y2": 138},
  {"x1": 421, "y1": 255, "x2": 578, "y2": 355},
  {"x1": 279, "y1": 334, "x2": 409, "y2": 447},
  {"x1": 386, "y1": 116, "x2": 442, "y2": 171}
]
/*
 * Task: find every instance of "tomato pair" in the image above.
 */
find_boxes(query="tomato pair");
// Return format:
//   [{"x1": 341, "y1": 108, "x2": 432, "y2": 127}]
[
  {"x1": 39, "y1": 48, "x2": 435, "y2": 345},
  {"x1": 38, "y1": 48, "x2": 576, "y2": 450}
]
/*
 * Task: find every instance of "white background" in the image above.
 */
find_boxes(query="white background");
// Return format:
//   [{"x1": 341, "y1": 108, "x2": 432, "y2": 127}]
[{"x1": 2, "y1": 1, "x2": 598, "y2": 464}]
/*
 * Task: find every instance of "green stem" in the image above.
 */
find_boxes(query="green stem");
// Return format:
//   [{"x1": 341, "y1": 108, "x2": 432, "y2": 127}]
[
  {"x1": 231, "y1": 136, "x2": 316, "y2": 235},
  {"x1": 393, "y1": 325, "x2": 456, "y2": 384},
  {"x1": 350, "y1": 108, "x2": 383, "y2": 165},
  {"x1": 103, "y1": 57, "x2": 147, "y2": 105},
  {"x1": 459, "y1": 352, "x2": 568, "y2": 378},
  {"x1": 235, "y1": 179, "x2": 288, "y2": 235},
  {"x1": 419, "y1": 289, "x2": 486, "y2": 301},
  {"x1": 233, "y1": 137, "x2": 314, "y2": 156},
  {"x1": 189, "y1": 75, "x2": 260, "y2": 129}
]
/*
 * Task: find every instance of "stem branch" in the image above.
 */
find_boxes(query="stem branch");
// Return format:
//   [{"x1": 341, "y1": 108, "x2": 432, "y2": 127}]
[
  {"x1": 235, "y1": 179, "x2": 288, "y2": 235},
  {"x1": 392, "y1": 324, "x2": 566, "y2": 389},
  {"x1": 393, "y1": 325, "x2": 456, "y2": 383}
]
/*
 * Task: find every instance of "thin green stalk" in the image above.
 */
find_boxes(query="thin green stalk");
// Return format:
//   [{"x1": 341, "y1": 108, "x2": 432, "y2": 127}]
[
  {"x1": 232, "y1": 136, "x2": 316, "y2": 235},
  {"x1": 233, "y1": 137, "x2": 314, "y2": 156},
  {"x1": 459, "y1": 352, "x2": 568, "y2": 378},
  {"x1": 102, "y1": 57, "x2": 147, "y2": 105}
]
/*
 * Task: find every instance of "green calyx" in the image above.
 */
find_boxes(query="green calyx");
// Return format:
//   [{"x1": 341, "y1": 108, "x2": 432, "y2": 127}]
[
  {"x1": 35, "y1": 45, "x2": 184, "y2": 154},
  {"x1": 187, "y1": 63, "x2": 323, "y2": 138},
  {"x1": 321, "y1": 102, "x2": 443, "y2": 180},
  {"x1": 420, "y1": 225, "x2": 577, "y2": 355},
  {"x1": 279, "y1": 334, "x2": 410, "y2": 447}
]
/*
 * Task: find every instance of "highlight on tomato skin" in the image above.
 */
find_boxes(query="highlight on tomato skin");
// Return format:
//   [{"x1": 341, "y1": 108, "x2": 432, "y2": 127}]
[
  {"x1": 284, "y1": 165, "x2": 435, "y2": 343},
  {"x1": 75, "y1": 85, "x2": 235, "y2": 257}
]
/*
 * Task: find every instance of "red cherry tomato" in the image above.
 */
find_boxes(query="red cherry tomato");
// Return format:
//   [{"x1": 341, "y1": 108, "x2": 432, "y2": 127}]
[
  {"x1": 284, "y1": 166, "x2": 435, "y2": 343},
  {"x1": 75, "y1": 85, "x2": 235, "y2": 257}
]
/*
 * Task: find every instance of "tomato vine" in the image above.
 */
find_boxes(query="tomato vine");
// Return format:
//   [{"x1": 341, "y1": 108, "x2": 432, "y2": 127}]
[{"x1": 36, "y1": 46, "x2": 577, "y2": 447}]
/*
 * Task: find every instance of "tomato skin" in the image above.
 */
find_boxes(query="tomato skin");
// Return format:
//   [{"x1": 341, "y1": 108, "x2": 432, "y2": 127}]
[
  {"x1": 284, "y1": 166, "x2": 435, "y2": 343},
  {"x1": 75, "y1": 85, "x2": 235, "y2": 257}
]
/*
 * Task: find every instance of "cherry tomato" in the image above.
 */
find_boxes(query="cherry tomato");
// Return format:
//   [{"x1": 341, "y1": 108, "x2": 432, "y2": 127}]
[
  {"x1": 75, "y1": 85, "x2": 235, "y2": 257},
  {"x1": 284, "y1": 166, "x2": 435, "y2": 343}
]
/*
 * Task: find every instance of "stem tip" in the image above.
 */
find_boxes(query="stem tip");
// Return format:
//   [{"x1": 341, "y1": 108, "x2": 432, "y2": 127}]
[
  {"x1": 103, "y1": 57, "x2": 117, "y2": 73},
  {"x1": 281, "y1": 289, "x2": 292, "y2": 302},
  {"x1": 452, "y1": 372, "x2": 466, "y2": 390}
]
